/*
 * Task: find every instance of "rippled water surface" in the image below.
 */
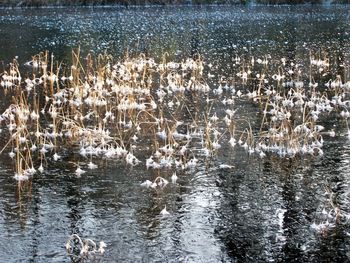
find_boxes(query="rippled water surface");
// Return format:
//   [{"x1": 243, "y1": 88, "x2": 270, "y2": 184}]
[{"x1": 0, "y1": 5, "x2": 350, "y2": 262}]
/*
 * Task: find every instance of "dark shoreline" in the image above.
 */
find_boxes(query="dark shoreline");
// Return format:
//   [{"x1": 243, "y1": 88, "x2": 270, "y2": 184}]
[{"x1": 0, "y1": 0, "x2": 348, "y2": 8}]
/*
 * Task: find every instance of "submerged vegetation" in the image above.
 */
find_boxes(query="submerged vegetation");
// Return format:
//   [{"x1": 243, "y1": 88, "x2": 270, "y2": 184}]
[{"x1": 65, "y1": 234, "x2": 106, "y2": 261}]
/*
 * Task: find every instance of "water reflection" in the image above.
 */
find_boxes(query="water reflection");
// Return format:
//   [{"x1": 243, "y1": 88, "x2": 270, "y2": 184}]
[{"x1": 215, "y1": 144, "x2": 350, "y2": 262}]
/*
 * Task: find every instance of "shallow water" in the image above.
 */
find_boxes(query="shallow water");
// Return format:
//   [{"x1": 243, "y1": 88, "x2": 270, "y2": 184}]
[{"x1": 0, "y1": 5, "x2": 350, "y2": 262}]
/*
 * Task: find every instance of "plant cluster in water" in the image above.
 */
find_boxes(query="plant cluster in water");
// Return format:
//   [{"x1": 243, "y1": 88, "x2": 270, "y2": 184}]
[{"x1": 0, "y1": 49, "x2": 349, "y2": 181}]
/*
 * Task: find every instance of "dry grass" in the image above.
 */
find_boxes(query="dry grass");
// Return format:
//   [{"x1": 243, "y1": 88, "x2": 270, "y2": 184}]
[{"x1": 0, "y1": 47, "x2": 348, "y2": 184}]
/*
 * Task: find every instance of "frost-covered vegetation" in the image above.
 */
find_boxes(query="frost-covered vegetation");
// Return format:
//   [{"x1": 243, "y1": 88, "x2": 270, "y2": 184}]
[{"x1": 1, "y1": 48, "x2": 349, "y2": 182}]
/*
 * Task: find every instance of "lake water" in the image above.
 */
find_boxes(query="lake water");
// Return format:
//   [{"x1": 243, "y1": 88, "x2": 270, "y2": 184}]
[{"x1": 0, "y1": 4, "x2": 349, "y2": 262}]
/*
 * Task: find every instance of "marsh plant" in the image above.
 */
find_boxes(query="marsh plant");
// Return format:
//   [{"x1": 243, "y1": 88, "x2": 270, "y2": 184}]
[
  {"x1": 0, "y1": 48, "x2": 349, "y2": 185},
  {"x1": 0, "y1": 49, "x2": 212, "y2": 181}
]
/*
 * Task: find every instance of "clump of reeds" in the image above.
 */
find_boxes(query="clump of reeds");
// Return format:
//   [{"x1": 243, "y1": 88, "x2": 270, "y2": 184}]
[
  {"x1": 224, "y1": 51, "x2": 349, "y2": 160},
  {"x1": 0, "y1": 49, "x2": 213, "y2": 181},
  {"x1": 0, "y1": 47, "x2": 348, "y2": 185}
]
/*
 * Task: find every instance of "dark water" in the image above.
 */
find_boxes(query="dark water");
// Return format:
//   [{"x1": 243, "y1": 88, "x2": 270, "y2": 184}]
[{"x1": 0, "y1": 5, "x2": 350, "y2": 262}]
